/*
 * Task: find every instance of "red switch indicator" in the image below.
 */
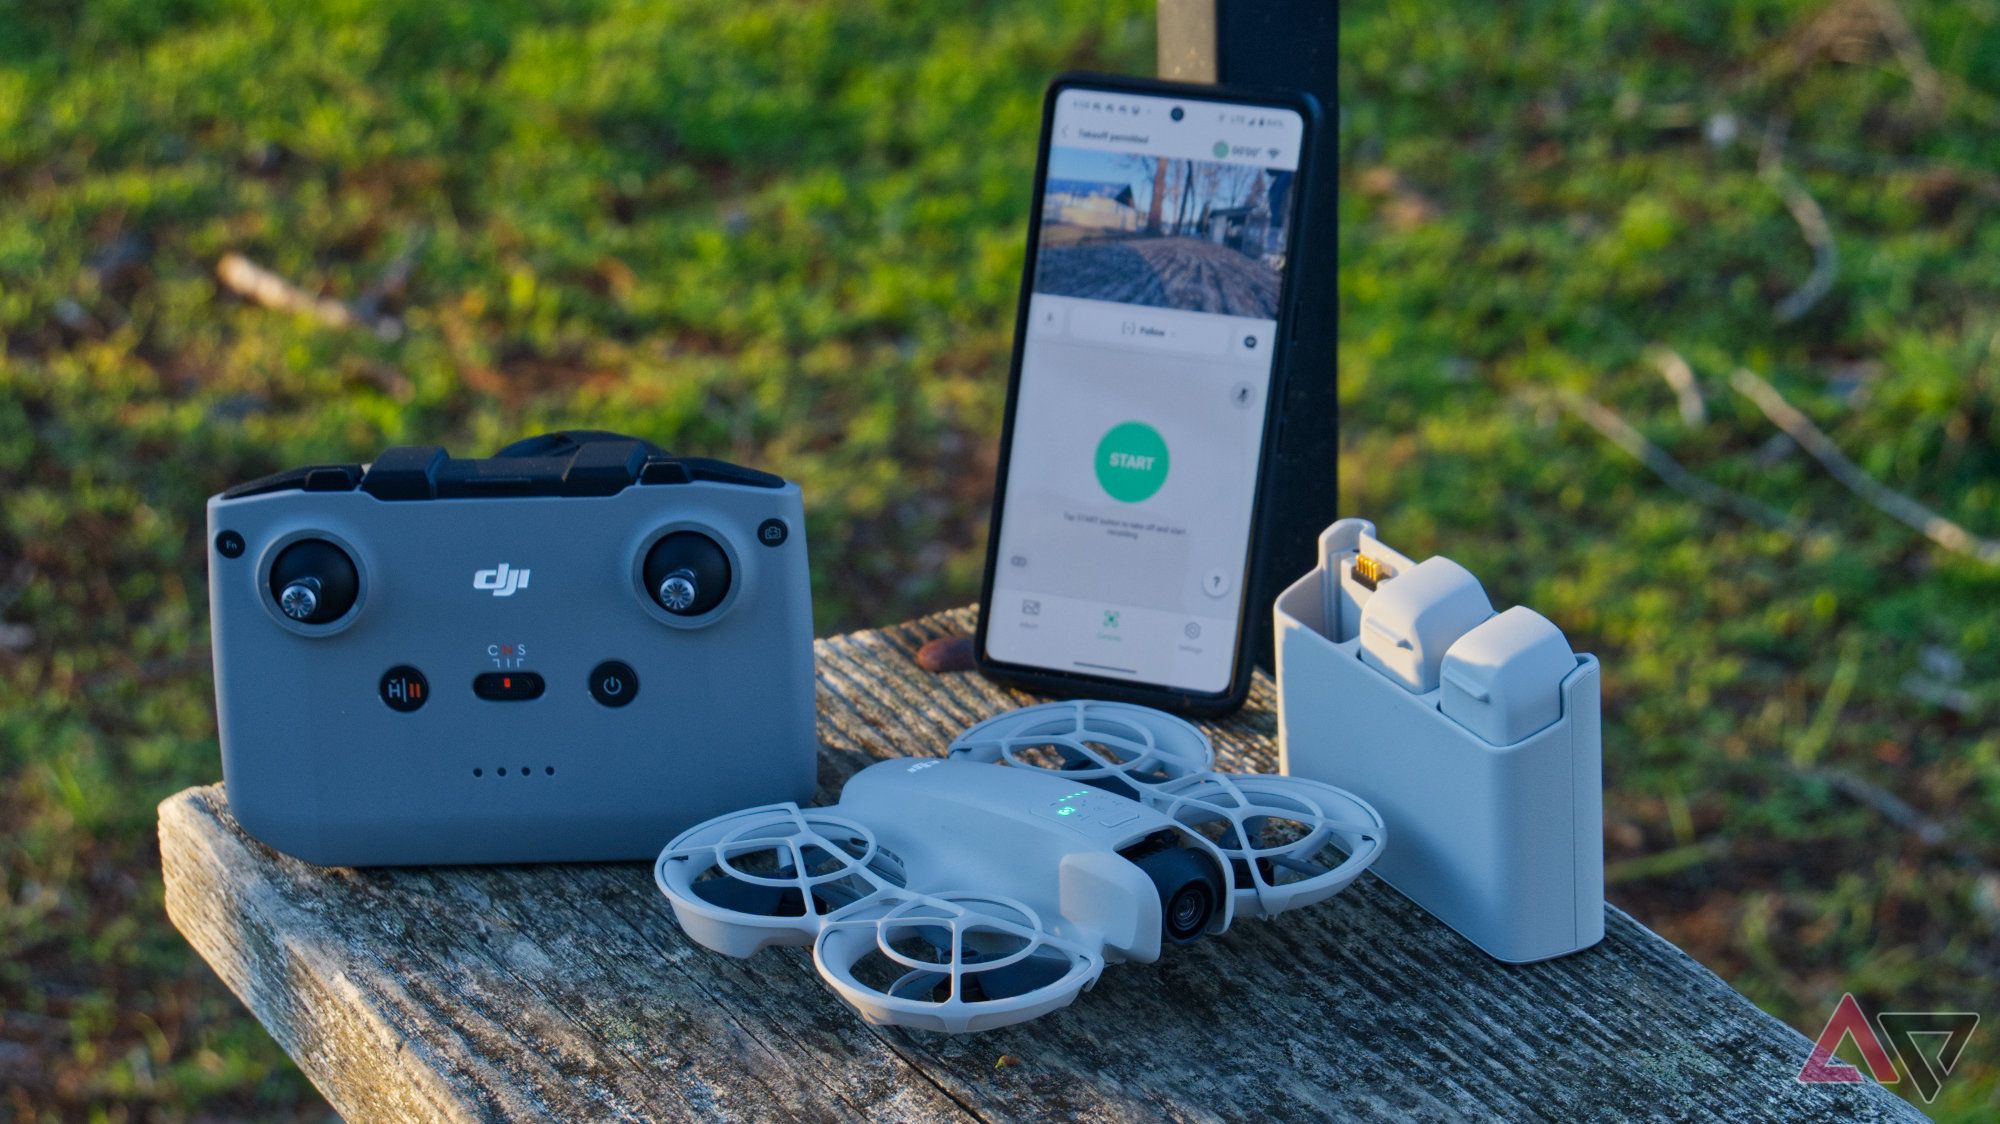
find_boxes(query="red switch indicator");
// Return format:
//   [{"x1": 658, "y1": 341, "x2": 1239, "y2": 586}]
[{"x1": 473, "y1": 671, "x2": 545, "y2": 701}]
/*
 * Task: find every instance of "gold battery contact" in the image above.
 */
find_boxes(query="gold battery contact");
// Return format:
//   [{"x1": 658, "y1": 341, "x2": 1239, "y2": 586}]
[{"x1": 1352, "y1": 554, "x2": 1389, "y2": 591}]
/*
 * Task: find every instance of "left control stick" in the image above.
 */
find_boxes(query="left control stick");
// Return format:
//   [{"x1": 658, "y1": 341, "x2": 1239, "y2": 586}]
[{"x1": 269, "y1": 539, "x2": 358, "y2": 624}]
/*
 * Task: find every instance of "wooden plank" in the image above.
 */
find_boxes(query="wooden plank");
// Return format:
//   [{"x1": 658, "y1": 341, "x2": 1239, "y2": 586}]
[{"x1": 161, "y1": 609, "x2": 1922, "y2": 1122}]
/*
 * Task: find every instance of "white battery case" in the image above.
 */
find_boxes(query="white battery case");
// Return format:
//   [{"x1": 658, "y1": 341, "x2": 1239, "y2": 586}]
[{"x1": 1274, "y1": 518, "x2": 1605, "y2": 963}]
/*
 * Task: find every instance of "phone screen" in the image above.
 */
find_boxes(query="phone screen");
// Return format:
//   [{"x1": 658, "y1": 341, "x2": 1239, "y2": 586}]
[{"x1": 984, "y1": 84, "x2": 1307, "y2": 695}]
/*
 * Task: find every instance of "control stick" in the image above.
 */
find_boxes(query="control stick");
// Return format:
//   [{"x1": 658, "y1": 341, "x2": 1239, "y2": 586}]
[
  {"x1": 644, "y1": 531, "x2": 730, "y2": 616},
  {"x1": 269, "y1": 539, "x2": 359, "y2": 624}
]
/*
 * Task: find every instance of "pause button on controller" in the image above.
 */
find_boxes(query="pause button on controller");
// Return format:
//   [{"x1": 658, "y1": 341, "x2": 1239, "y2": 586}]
[
  {"x1": 590, "y1": 660, "x2": 639, "y2": 708},
  {"x1": 380, "y1": 666, "x2": 428, "y2": 712}
]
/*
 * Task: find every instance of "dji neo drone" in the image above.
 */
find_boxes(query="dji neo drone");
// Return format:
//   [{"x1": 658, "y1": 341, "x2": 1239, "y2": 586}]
[{"x1": 654, "y1": 700, "x2": 1386, "y2": 1033}]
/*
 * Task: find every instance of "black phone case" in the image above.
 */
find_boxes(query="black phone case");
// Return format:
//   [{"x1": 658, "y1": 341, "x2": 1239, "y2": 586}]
[{"x1": 974, "y1": 71, "x2": 1325, "y2": 718}]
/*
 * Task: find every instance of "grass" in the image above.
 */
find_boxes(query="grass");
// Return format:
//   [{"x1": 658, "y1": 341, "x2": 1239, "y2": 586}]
[{"x1": 1, "y1": 0, "x2": 1995, "y2": 1118}]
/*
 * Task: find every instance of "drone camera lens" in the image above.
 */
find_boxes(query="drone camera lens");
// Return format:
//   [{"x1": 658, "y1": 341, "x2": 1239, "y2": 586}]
[
  {"x1": 1167, "y1": 883, "x2": 1213, "y2": 941},
  {"x1": 1131, "y1": 845, "x2": 1224, "y2": 946}
]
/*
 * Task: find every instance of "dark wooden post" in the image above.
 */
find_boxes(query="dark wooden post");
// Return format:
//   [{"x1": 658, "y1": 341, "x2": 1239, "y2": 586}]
[
  {"x1": 1156, "y1": 0, "x2": 1219, "y2": 81},
  {"x1": 1159, "y1": 0, "x2": 1340, "y2": 672}
]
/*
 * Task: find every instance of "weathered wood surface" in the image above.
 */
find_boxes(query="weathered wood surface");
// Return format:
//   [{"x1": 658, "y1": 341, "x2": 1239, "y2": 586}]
[{"x1": 161, "y1": 609, "x2": 1921, "y2": 1122}]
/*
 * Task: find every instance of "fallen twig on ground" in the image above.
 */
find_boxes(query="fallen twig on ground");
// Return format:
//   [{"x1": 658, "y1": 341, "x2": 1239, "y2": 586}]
[
  {"x1": 216, "y1": 253, "x2": 401, "y2": 340},
  {"x1": 1752, "y1": 431, "x2": 1799, "y2": 467},
  {"x1": 352, "y1": 231, "x2": 425, "y2": 341},
  {"x1": 1759, "y1": 124, "x2": 1839, "y2": 325},
  {"x1": 1901, "y1": 671, "x2": 1976, "y2": 714},
  {"x1": 1521, "y1": 387, "x2": 1801, "y2": 530},
  {"x1": 1647, "y1": 346, "x2": 1707, "y2": 427},
  {"x1": 1729, "y1": 367, "x2": 2000, "y2": 564},
  {"x1": 1604, "y1": 840, "x2": 1729, "y2": 885},
  {"x1": 1868, "y1": 0, "x2": 1946, "y2": 115},
  {"x1": 1790, "y1": 633, "x2": 1863, "y2": 768},
  {"x1": 1807, "y1": 766, "x2": 1947, "y2": 846},
  {"x1": 1787, "y1": 0, "x2": 1945, "y2": 117}
]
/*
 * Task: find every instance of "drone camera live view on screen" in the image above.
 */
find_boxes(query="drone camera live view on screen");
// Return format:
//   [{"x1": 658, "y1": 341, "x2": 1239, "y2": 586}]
[{"x1": 983, "y1": 80, "x2": 1308, "y2": 704}]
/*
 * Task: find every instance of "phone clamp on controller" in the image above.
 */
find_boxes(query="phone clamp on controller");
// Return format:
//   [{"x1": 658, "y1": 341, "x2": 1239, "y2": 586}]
[
  {"x1": 1273, "y1": 518, "x2": 1605, "y2": 963},
  {"x1": 205, "y1": 430, "x2": 818, "y2": 866}
]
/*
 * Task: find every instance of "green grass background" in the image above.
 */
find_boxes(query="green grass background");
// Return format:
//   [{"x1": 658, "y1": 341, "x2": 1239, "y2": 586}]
[{"x1": 2, "y1": 0, "x2": 1996, "y2": 1118}]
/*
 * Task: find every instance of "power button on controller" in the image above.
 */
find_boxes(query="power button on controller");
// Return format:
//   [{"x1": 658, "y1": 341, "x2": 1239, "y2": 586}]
[{"x1": 590, "y1": 660, "x2": 639, "y2": 708}]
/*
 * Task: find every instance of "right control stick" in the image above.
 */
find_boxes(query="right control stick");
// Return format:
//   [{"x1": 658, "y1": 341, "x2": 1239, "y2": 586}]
[{"x1": 643, "y1": 531, "x2": 731, "y2": 616}]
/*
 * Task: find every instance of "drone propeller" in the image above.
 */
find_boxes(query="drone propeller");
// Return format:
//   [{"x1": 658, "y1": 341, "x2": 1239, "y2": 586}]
[
  {"x1": 1151, "y1": 772, "x2": 1385, "y2": 918},
  {"x1": 946, "y1": 699, "x2": 1214, "y2": 799},
  {"x1": 814, "y1": 891, "x2": 1101, "y2": 1034},
  {"x1": 689, "y1": 877, "x2": 807, "y2": 917},
  {"x1": 878, "y1": 918, "x2": 1081, "y2": 1003},
  {"x1": 950, "y1": 701, "x2": 1386, "y2": 919},
  {"x1": 655, "y1": 804, "x2": 904, "y2": 957}
]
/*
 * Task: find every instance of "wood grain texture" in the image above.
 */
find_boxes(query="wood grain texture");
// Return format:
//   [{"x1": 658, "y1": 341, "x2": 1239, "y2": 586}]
[{"x1": 161, "y1": 609, "x2": 1922, "y2": 1122}]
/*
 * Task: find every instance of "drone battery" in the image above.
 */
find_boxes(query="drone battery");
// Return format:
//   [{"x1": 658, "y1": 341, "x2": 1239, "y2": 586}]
[
  {"x1": 1355, "y1": 556, "x2": 1493, "y2": 694},
  {"x1": 1273, "y1": 518, "x2": 1604, "y2": 964},
  {"x1": 1440, "y1": 607, "x2": 1576, "y2": 747}
]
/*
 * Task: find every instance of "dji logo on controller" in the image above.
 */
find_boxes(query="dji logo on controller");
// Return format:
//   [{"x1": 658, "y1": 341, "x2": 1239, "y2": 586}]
[{"x1": 473, "y1": 563, "x2": 531, "y2": 598}]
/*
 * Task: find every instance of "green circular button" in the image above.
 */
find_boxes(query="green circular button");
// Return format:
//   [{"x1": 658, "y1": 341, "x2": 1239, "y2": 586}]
[{"x1": 1094, "y1": 421, "x2": 1169, "y2": 503}]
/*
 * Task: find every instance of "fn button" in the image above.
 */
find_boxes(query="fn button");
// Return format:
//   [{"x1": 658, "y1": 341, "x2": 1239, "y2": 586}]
[
  {"x1": 380, "y1": 666, "x2": 428, "y2": 712},
  {"x1": 590, "y1": 660, "x2": 639, "y2": 708}
]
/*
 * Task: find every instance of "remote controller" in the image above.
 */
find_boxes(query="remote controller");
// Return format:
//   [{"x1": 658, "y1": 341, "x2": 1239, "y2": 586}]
[{"x1": 205, "y1": 431, "x2": 817, "y2": 866}]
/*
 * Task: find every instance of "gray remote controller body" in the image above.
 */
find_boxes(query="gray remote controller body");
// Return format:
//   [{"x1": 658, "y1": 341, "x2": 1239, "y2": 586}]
[{"x1": 205, "y1": 431, "x2": 817, "y2": 866}]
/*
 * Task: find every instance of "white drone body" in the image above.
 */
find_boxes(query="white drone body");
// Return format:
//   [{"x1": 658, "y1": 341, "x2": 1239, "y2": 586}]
[{"x1": 655, "y1": 701, "x2": 1386, "y2": 1033}]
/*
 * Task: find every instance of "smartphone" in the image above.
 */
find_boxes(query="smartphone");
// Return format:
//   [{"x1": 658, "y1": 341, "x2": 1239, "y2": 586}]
[{"x1": 976, "y1": 73, "x2": 1321, "y2": 717}]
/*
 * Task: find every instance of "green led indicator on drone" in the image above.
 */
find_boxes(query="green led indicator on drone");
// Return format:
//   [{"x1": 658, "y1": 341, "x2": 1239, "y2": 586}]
[{"x1": 1056, "y1": 807, "x2": 1077, "y2": 816}]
